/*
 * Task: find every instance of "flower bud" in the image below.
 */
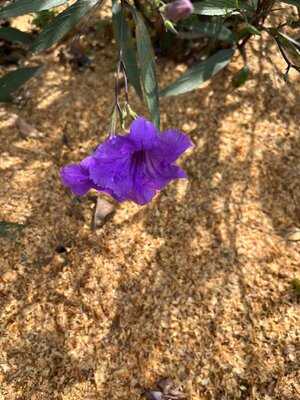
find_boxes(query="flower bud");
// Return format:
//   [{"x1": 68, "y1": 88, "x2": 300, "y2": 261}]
[{"x1": 164, "y1": 0, "x2": 193, "y2": 23}]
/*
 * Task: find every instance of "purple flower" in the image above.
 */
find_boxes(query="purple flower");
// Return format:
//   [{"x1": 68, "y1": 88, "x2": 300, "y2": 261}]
[
  {"x1": 61, "y1": 117, "x2": 192, "y2": 205},
  {"x1": 164, "y1": 0, "x2": 194, "y2": 22}
]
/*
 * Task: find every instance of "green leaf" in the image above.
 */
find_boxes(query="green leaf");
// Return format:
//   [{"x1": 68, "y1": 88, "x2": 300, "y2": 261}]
[
  {"x1": 192, "y1": 0, "x2": 236, "y2": 15},
  {"x1": 0, "y1": 0, "x2": 67, "y2": 19},
  {"x1": 243, "y1": 23, "x2": 261, "y2": 35},
  {"x1": 112, "y1": 2, "x2": 143, "y2": 98},
  {"x1": 179, "y1": 21, "x2": 235, "y2": 43},
  {"x1": 248, "y1": 0, "x2": 259, "y2": 8},
  {"x1": 0, "y1": 66, "x2": 42, "y2": 102},
  {"x1": 268, "y1": 28, "x2": 300, "y2": 67},
  {"x1": 0, "y1": 27, "x2": 33, "y2": 45},
  {"x1": 281, "y1": 0, "x2": 300, "y2": 6},
  {"x1": 32, "y1": 10, "x2": 57, "y2": 30},
  {"x1": 160, "y1": 48, "x2": 234, "y2": 97},
  {"x1": 192, "y1": 0, "x2": 251, "y2": 15},
  {"x1": 232, "y1": 65, "x2": 249, "y2": 87},
  {"x1": 237, "y1": 23, "x2": 261, "y2": 40},
  {"x1": 0, "y1": 221, "x2": 25, "y2": 238},
  {"x1": 132, "y1": 8, "x2": 160, "y2": 129},
  {"x1": 31, "y1": 0, "x2": 100, "y2": 53}
]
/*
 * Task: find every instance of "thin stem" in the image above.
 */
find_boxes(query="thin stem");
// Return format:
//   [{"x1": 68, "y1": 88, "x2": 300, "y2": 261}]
[
  {"x1": 110, "y1": 0, "x2": 131, "y2": 136},
  {"x1": 272, "y1": 35, "x2": 300, "y2": 77},
  {"x1": 238, "y1": 42, "x2": 248, "y2": 64},
  {"x1": 121, "y1": 60, "x2": 129, "y2": 106}
]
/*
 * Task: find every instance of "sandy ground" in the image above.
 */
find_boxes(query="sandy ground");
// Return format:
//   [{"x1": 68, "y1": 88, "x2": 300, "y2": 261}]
[{"x1": 0, "y1": 15, "x2": 300, "y2": 400}]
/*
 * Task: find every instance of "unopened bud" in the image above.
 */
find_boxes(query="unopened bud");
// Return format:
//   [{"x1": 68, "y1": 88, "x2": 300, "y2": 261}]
[{"x1": 164, "y1": 0, "x2": 193, "y2": 22}]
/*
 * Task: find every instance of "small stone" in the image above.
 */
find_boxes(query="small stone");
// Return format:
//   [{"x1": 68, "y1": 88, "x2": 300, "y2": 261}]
[
  {"x1": 201, "y1": 378, "x2": 210, "y2": 386},
  {"x1": 2, "y1": 270, "x2": 18, "y2": 282},
  {"x1": 182, "y1": 121, "x2": 197, "y2": 131},
  {"x1": 286, "y1": 228, "x2": 300, "y2": 241}
]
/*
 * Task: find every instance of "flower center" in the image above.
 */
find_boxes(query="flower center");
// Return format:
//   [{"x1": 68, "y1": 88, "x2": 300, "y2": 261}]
[{"x1": 131, "y1": 149, "x2": 146, "y2": 165}]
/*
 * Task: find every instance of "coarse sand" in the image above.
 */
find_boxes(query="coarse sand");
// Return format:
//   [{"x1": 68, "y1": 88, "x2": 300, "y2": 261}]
[{"x1": 0, "y1": 13, "x2": 300, "y2": 400}]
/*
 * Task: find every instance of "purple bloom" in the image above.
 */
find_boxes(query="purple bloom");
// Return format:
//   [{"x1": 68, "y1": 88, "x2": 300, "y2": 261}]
[
  {"x1": 61, "y1": 117, "x2": 192, "y2": 205},
  {"x1": 164, "y1": 0, "x2": 194, "y2": 22}
]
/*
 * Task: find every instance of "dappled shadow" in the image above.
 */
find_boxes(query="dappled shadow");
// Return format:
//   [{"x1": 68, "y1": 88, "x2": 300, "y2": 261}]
[
  {"x1": 259, "y1": 130, "x2": 300, "y2": 234},
  {"x1": 1, "y1": 25, "x2": 300, "y2": 400},
  {"x1": 4, "y1": 330, "x2": 97, "y2": 399},
  {"x1": 96, "y1": 38, "x2": 300, "y2": 399}
]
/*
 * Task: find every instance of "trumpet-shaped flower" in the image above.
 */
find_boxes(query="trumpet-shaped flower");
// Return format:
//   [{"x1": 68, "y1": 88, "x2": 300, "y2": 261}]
[{"x1": 61, "y1": 117, "x2": 192, "y2": 205}]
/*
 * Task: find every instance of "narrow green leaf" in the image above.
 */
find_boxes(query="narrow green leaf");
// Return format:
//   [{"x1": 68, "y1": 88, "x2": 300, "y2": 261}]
[
  {"x1": 192, "y1": 0, "x2": 236, "y2": 15},
  {"x1": 32, "y1": 10, "x2": 57, "y2": 30},
  {"x1": 0, "y1": 0, "x2": 67, "y2": 19},
  {"x1": 112, "y1": 2, "x2": 143, "y2": 98},
  {"x1": 244, "y1": 23, "x2": 261, "y2": 36},
  {"x1": 160, "y1": 48, "x2": 234, "y2": 97},
  {"x1": 268, "y1": 28, "x2": 300, "y2": 67},
  {"x1": 179, "y1": 21, "x2": 235, "y2": 43},
  {"x1": 0, "y1": 66, "x2": 42, "y2": 102},
  {"x1": 232, "y1": 65, "x2": 249, "y2": 87},
  {"x1": 281, "y1": 0, "x2": 300, "y2": 6},
  {"x1": 0, "y1": 27, "x2": 33, "y2": 45},
  {"x1": 31, "y1": 0, "x2": 100, "y2": 53},
  {"x1": 272, "y1": 30, "x2": 300, "y2": 49},
  {"x1": 132, "y1": 8, "x2": 160, "y2": 128},
  {"x1": 248, "y1": 0, "x2": 259, "y2": 8},
  {"x1": 237, "y1": 23, "x2": 261, "y2": 40},
  {"x1": 192, "y1": 0, "x2": 251, "y2": 15}
]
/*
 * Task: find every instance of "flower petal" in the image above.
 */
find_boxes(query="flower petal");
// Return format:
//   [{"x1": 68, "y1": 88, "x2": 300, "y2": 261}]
[
  {"x1": 89, "y1": 136, "x2": 134, "y2": 201},
  {"x1": 153, "y1": 129, "x2": 192, "y2": 163},
  {"x1": 61, "y1": 163, "x2": 93, "y2": 196},
  {"x1": 130, "y1": 182, "x2": 156, "y2": 205},
  {"x1": 143, "y1": 152, "x2": 187, "y2": 190},
  {"x1": 128, "y1": 163, "x2": 156, "y2": 205},
  {"x1": 129, "y1": 117, "x2": 159, "y2": 150},
  {"x1": 59, "y1": 116, "x2": 191, "y2": 205},
  {"x1": 93, "y1": 135, "x2": 135, "y2": 161}
]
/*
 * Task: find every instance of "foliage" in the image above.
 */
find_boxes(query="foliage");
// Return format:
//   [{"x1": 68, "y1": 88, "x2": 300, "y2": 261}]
[
  {"x1": 0, "y1": 66, "x2": 42, "y2": 102},
  {"x1": 32, "y1": 10, "x2": 57, "y2": 30},
  {"x1": 0, "y1": 0, "x2": 299, "y2": 126}
]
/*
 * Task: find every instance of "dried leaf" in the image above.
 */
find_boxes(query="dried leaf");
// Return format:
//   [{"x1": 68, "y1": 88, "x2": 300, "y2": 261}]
[
  {"x1": 157, "y1": 377, "x2": 186, "y2": 399},
  {"x1": 93, "y1": 197, "x2": 115, "y2": 229},
  {"x1": 157, "y1": 378, "x2": 173, "y2": 394},
  {"x1": 144, "y1": 378, "x2": 186, "y2": 400},
  {"x1": 16, "y1": 117, "x2": 45, "y2": 138}
]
